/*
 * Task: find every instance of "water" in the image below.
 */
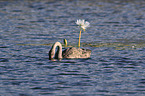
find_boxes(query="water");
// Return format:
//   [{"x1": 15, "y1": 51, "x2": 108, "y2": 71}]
[{"x1": 0, "y1": 0, "x2": 145, "y2": 96}]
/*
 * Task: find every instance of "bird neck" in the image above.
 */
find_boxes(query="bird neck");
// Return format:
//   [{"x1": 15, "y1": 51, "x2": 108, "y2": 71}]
[{"x1": 52, "y1": 42, "x2": 62, "y2": 59}]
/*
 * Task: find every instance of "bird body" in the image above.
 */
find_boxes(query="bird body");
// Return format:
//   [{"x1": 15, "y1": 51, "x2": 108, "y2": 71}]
[
  {"x1": 62, "y1": 47, "x2": 91, "y2": 59},
  {"x1": 49, "y1": 42, "x2": 91, "y2": 60}
]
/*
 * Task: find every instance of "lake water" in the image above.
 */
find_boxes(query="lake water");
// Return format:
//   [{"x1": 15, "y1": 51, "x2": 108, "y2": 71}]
[{"x1": 0, "y1": 0, "x2": 145, "y2": 96}]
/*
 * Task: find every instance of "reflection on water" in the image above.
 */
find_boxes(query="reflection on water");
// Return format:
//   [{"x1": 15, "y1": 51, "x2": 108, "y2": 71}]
[{"x1": 0, "y1": 0, "x2": 145, "y2": 96}]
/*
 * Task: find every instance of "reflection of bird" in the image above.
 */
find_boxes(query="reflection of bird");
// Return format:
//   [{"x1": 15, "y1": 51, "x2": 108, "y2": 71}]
[{"x1": 49, "y1": 42, "x2": 91, "y2": 60}]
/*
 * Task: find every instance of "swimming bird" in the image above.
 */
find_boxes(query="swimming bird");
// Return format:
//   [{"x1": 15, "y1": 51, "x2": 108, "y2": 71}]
[{"x1": 49, "y1": 42, "x2": 91, "y2": 60}]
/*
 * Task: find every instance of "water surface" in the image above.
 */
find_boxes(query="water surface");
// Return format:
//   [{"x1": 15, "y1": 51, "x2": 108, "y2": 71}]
[{"x1": 0, "y1": 0, "x2": 145, "y2": 96}]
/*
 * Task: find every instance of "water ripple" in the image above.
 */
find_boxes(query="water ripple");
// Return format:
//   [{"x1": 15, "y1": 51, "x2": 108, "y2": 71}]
[{"x1": 0, "y1": 0, "x2": 145, "y2": 96}]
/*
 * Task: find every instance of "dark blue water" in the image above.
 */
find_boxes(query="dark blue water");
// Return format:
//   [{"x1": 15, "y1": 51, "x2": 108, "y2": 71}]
[{"x1": 0, "y1": 0, "x2": 145, "y2": 96}]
